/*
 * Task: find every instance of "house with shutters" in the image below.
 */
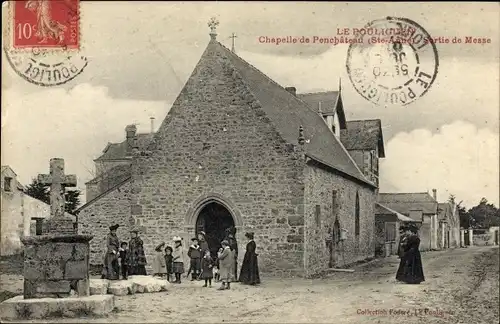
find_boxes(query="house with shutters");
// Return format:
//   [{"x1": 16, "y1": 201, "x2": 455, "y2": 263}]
[{"x1": 77, "y1": 24, "x2": 388, "y2": 277}]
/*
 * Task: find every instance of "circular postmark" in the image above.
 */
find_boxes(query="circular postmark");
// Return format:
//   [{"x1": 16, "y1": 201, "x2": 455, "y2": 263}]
[
  {"x1": 346, "y1": 17, "x2": 439, "y2": 106},
  {"x1": 3, "y1": 47, "x2": 87, "y2": 87}
]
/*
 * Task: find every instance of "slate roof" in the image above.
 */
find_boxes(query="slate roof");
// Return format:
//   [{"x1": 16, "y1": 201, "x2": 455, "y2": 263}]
[
  {"x1": 376, "y1": 202, "x2": 420, "y2": 223},
  {"x1": 85, "y1": 164, "x2": 131, "y2": 185},
  {"x1": 221, "y1": 42, "x2": 372, "y2": 187},
  {"x1": 340, "y1": 120, "x2": 386, "y2": 158},
  {"x1": 95, "y1": 133, "x2": 154, "y2": 161},
  {"x1": 378, "y1": 193, "x2": 438, "y2": 215},
  {"x1": 297, "y1": 91, "x2": 348, "y2": 131}
]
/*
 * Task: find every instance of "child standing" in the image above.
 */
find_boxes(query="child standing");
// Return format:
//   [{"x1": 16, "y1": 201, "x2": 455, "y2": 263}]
[
  {"x1": 172, "y1": 236, "x2": 185, "y2": 284},
  {"x1": 152, "y1": 242, "x2": 167, "y2": 277},
  {"x1": 217, "y1": 240, "x2": 233, "y2": 290},
  {"x1": 187, "y1": 238, "x2": 202, "y2": 281},
  {"x1": 118, "y1": 242, "x2": 128, "y2": 280},
  {"x1": 164, "y1": 246, "x2": 173, "y2": 282},
  {"x1": 200, "y1": 250, "x2": 214, "y2": 287}
]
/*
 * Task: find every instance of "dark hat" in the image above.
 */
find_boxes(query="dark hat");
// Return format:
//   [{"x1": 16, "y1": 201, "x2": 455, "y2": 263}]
[
  {"x1": 407, "y1": 223, "x2": 419, "y2": 233},
  {"x1": 221, "y1": 240, "x2": 229, "y2": 246},
  {"x1": 130, "y1": 228, "x2": 139, "y2": 233},
  {"x1": 198, "y1": 231, "x2": 206, "y2": 237},
  {"x1": 165, "y1": 246, "x2": 173, "y2": 252},
  {"x1": 155, "y1": 242, "x2": 166, "y2": 252},
  {"x1": 191, "y1": 237, "x2": 199, "y2": 242},
  {"x1": 245, "y1": 232, "x2": 255, "y2": 239},
  {"x1": 109, "y1": 224, "x2": 119, "y2": 231}
]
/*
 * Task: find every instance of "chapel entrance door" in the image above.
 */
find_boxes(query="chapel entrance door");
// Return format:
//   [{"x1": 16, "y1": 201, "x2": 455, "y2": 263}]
[{"x1": 195, "y1": 202, "x2": 236, "y2": 258}]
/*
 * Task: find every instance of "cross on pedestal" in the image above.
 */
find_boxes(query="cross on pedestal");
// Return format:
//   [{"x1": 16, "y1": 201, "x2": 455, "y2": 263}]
[
  {"x1": 229, "y1": 32, "x2": 237, "y2": 52},
  {"x1": 38, "y1": 158, "x2": 77, "y2": 234}
]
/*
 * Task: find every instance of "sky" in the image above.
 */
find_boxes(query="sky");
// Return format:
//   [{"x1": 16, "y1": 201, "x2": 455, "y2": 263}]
[{"x1": 1, "y1": 2, "x2": 499, "y2": 208}]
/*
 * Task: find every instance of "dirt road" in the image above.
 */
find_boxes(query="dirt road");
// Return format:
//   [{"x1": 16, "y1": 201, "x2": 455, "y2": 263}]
[{"x1": 1, "y1": 246, "x2": 498, "y2": 323}]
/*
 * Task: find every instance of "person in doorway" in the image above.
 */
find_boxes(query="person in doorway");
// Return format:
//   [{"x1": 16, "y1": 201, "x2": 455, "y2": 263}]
[
  {"x1": 128, "y1": 229, "x2": 148, "y2": 275},
  {"x1": 217, "y1": 240, "x2": 233, "y2": 290},
  {"x1": 102, "y1": 224, "x2": 121, "y2": 280},
  {"x1": 118, "y1": 241, "x2": 129, "y2": 280},
  {"x1": 187, "y1": 238, "x2": 202, "y2": 281},
  {"x1": 239, "y1": 232, "x2": 261, "y2": 285},
  {"x1": 396, "y1": 224, "x2": 425, "y2": 284},
  {"x1": 164, "y1": 246, "x2": 174, "y2": 282},
  {"x1": 198, "y1": 231, "x2": 210, "y2": 256},
  {"x1": 225, "y1": 227, "x2": 238, "y2": 281},
  {"x1": 200, "y1": 250, "x2": 214, "y2": 287},
  {"x1": 152, "y1": 242, "x2": 167, "y2": 277},
  {"x1": 172, "y1": 236, "x2": 185, "y2": 283}
]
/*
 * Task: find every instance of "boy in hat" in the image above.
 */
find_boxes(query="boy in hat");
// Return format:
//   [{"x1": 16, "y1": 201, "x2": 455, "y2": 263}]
[
  {"x1": 152, "y1": 242, "x2": 167, "y2": 277},
  {"x1": 217, "y1": 240, "x2": 233, "y2": 290},
  {"x1": 118, "y1": 241, "x2": 129, "y2": 280},
  {"x1": 187, "y1": 238, "x2": 202, "y2": 280}
]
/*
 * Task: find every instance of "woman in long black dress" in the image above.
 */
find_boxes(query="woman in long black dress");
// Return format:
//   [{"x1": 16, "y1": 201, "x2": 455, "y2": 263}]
[
  {"x1": 239, "y1": 232, "x2": 260, "y2": 285},
  {"x1": 396, "y1": 224, "x2": 425, "y2": 284},
  {"x1": 128, "y1": 229, "x2": 148, "y2": 275}
]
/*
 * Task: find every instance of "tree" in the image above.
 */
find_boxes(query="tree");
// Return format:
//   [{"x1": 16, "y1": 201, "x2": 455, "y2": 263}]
[
  {"x1": 24, "y1": 179, "x2": 50, "y2": 205},
  {"x1": 24, "y1": 178, "x2": 82, "y2": 215},
  {"x1": 467, "y1": 198, "x2": 500, "y2": 229}
]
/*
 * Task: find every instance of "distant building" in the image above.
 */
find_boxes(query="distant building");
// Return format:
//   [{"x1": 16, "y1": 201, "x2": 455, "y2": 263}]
[
  {"x1": 1, "y1": 165, "x2": 76, "y2": 255},
  {"x1": 375, "y1": 202, "x2": 420, "y2": 257},
  {"x1": 377, "y1": 191, "x2": 439, "y2": 251}
]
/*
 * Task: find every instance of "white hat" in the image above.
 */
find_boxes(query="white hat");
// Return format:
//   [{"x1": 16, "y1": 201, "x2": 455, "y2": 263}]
[{"x1": 173, "y1": 236, "x2": 182, "y2": 242}]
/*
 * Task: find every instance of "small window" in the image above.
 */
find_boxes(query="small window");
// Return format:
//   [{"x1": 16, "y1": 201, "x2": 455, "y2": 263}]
[
  {"x1": 4, "y1": 177, "x2": 12, "y2": 192},
  {"x1": 332, "y1": 124, "x2": 336, "y2": 134},
  {"x1": 35, "y1": 219, "x2": 43, "y2": 235},
  {"x1": 315, "y1": 205, "x2": 321, "y2": 226},
  {"x1": 355, "y1": 192, "x2": 360, "y2": 236},
  {"x1": 332, "y1": 190, "x2": 337, "y2": 215}
]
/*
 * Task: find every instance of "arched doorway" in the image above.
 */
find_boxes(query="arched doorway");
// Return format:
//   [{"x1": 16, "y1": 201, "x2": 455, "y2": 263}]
[{"x1": 195, "y1": 201, "x2": 236, "y2": 257}]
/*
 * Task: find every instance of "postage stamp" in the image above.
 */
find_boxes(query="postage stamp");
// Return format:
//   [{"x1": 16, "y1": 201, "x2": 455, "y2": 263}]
[
  {"x1": 346, "y1": 17, "x2": 439, "y2": 106},
  {"x1": 3, "y1": 0, "x2": 86, "y2": 87},
  {"x1": 12, "y1": 0, "x2": 80, "y2": 50}
]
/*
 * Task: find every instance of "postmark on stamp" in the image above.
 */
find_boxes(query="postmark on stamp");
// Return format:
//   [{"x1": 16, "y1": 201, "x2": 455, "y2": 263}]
[
  {"x1": 346, "y1": 17, "x2": 439, "y2": 106},
  {"x1": 12, "y1": 0, "x2": 80, "y2": 50},
  {"x1": 4, "y1": 0, "x2": 87, "y2": 87}
]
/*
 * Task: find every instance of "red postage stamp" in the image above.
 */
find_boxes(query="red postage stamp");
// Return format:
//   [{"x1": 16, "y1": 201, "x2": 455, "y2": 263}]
[{"x1": 12, "y1": 0, "x2": 80, "y2": 49}]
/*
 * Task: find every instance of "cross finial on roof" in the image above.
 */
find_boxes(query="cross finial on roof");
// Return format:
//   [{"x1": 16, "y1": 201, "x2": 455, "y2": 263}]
[
  {"x1": 318, "y1": 102, "x2": 323, "y2": 114},
  {"x1": 229, "y1": 32, "x2": 237, "y2": 52},
  {"x1": 339, "y1": 77, "x2": 342, "y2": 92},
  {"x1": 208, "y1": 17, "x2": 219, "y2": 40}
]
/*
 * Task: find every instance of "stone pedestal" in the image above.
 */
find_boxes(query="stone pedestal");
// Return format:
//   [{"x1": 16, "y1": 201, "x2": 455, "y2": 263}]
[
  {"x1": 468, "y1": 229, "x2": 474, "y2": 246},
  {"x1": 460, "y1": 230, "x2": 465, "y2": 247},
  {"x1": 21, "y1": 235, "x2": 94, "y2": 299},
  {"x1": 42, "y1": 216, "x2": 76, "y2": 235}
]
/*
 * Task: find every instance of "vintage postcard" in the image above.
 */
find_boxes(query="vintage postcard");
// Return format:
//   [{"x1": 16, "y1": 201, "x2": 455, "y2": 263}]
[{"x1": 1, "y1": 1, "x2": 499, "y2": 323}]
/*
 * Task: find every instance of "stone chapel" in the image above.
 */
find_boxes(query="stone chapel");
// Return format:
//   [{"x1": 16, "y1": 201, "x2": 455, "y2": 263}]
[{"x1": 77, "y1": 26, "x2": 385, "y2": 277}]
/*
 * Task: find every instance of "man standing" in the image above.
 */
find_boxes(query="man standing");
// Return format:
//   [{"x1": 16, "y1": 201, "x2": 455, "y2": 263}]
[{"x1": 225, "y1": 227, "x2": 238, "y2": 281}]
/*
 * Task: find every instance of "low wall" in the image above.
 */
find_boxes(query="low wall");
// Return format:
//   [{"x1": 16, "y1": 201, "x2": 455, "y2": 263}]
[{"x1": 472, "y1": 234, "x2": 492, "y2": 246}]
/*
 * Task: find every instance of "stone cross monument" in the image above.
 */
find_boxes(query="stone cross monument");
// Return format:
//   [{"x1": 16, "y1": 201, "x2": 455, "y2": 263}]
[
  {"x1": 20, "y1": 158, "x2": 94, "y2": 299},
  {"x1": 37, "y1": 158, "x2": 77, "y2": 233}
]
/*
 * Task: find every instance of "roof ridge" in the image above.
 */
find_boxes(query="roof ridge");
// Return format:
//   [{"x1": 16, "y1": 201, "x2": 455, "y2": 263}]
[
  {"x1": 347, "y1": 119, "x2": 381, "y2": 123},
  {"x1": 379, "y1": 192, "x2": 430, "y2": 195},
  {"x1": 298, "y1": 90, "x2": 339, "y2": 96}
]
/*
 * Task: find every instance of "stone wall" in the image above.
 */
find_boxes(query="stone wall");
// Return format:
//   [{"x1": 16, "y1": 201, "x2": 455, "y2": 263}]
[
  {"x1": 22, "y1": 235, "x2": 92, "y2": 298},
  {"x1": 128, "y1": 40, "x2": 307, "y2": 277},
  {"x1": 303, "y1": 162, "x2": 376, "y2": 276},
  {"x1": 78, "y1": 180, "x2": 132, "y2": 265},
  {"x1": 1, "y1": 177, "x2": 24, "y2": 255},
  {"x1": 472, "y1": 233, "x2": 493, "y2": 246},
  {"x1": 420, "y1": 216, "x2": 432, "y2": 251}
]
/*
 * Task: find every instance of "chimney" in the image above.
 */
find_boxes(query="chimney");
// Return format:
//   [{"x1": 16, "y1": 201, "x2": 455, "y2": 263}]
[
  {"x1": 285, "y1": 87, "x2": 296, "y2": 96},
  {"x1": 125, "y1": 124, "x2": 137, "y2": 154},
  {"x1": 432, "y1": 189, "x2": 437, "y2": 201},
  {"x1": 150, "y1": 117, "x2": 155, "y2": 133}
]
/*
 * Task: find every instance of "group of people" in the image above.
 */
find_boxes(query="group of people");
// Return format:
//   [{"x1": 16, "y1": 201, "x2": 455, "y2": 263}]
[
  {"x1": 102, "y1": 224, "x2": 260, "y2": 291},
  {"x1": 395, "y1": 223, "x2": 425, "y2": 284},
  {"x1": 102, "y1": 224, "x2": 147, "y2": 280}
]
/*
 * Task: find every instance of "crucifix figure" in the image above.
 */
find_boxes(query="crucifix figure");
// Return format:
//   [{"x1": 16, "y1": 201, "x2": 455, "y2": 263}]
[
  {"x1": 38, "y1": 158, "x2": 77, "y2": 219},
  {"x1": 229, "y1": 32, "x2": 237, "y2": 52}
]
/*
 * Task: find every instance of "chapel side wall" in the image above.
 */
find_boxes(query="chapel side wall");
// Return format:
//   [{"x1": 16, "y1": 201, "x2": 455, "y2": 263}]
[
  {"x1": 78, "y1": 181, "x2": 132, "y2": 265},
  {"x1": 303, "y1": 164, "x2": 376, "y2": 276},
  {"x1": 129, "y1": 42, "x2": 307, "y2": 277}
]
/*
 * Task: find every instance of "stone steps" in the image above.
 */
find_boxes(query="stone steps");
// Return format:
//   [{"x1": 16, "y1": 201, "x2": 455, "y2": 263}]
[{"x1": 90, "y1": 275, "x2": 170, "y2": 296}]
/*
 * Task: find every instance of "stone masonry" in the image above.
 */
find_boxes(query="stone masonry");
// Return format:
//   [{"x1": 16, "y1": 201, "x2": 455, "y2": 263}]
[{"x1": 78, "y1": 35, "x2": 378, "y2": 277}]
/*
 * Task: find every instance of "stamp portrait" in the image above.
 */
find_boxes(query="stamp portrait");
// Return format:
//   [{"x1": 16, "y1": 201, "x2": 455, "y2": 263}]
[
  {"x1": 346, "y1": 17, "x2": 439, "y2": 106},
  {"x1": 3, "y1": 0, "x2": 86, "y2": 87}
]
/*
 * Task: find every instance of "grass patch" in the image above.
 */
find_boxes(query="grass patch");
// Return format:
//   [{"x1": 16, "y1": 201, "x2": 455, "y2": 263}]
[{"x1": 0, "y1": 254, "x2": 24, "y2": 275}]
